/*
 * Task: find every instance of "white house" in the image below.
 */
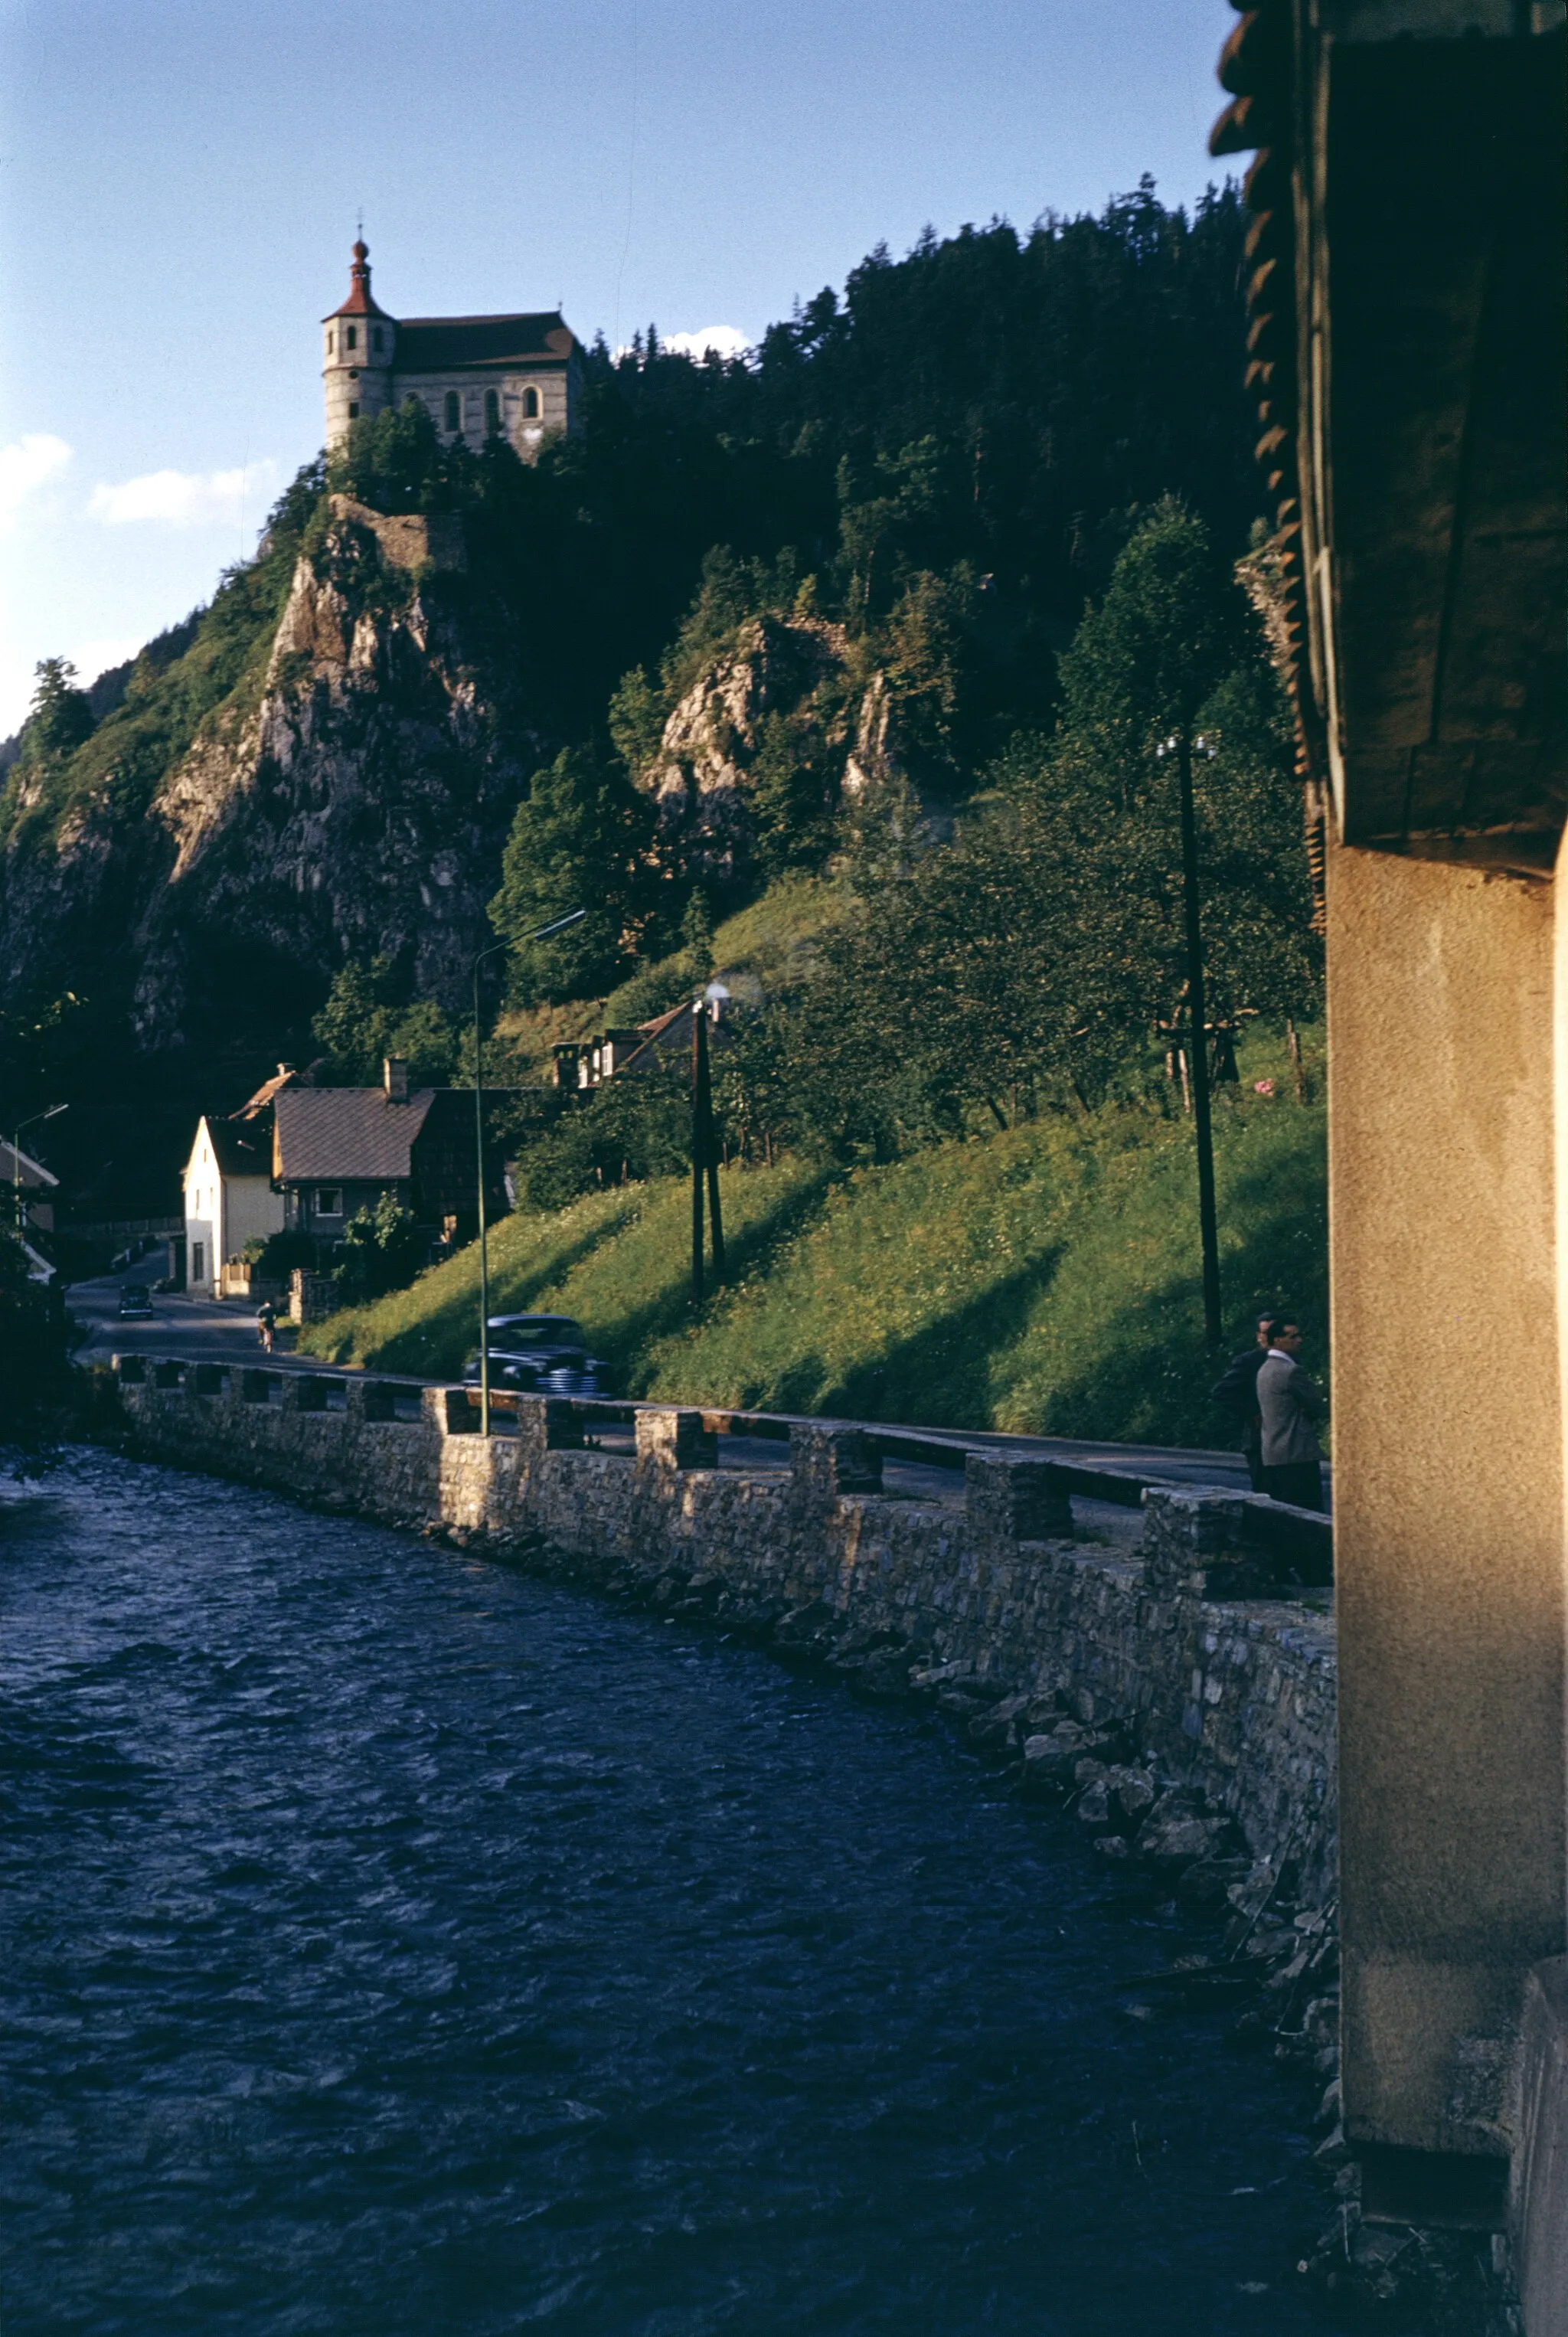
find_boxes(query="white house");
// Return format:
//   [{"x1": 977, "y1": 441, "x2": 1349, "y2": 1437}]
[{"x1": 182, "y1": 1116, "x2": 283, "y2": 1297}]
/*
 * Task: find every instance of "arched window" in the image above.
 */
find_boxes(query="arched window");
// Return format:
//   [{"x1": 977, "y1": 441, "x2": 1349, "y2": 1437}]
[
  {"x1": 522, "y1": 386, "x2": 540, "y2": 420},
  {"x1": 346, "y1": 325, "x2": 358, "y2": 351},
  {"x1": 444, "y1": 391, "x2": 460, "y2": 433},
  {"x1": 484, "y1": 389, "x2": 500, "y2": 435}
]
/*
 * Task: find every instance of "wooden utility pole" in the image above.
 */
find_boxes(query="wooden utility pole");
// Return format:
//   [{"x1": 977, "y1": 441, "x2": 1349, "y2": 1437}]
[
  {"x1": 691, "y1": 1009, "x2": 705, "y2": 1306},
  {"x1": 1176, "y1": 730, "x2": 1223, "y2": 1346},
  {"x1": 691, "y1": 1001, "x2": 724, "y2": 1306},
  {"x1": 697, "y1": 1002, "x2": 725, "y2": 1282}
]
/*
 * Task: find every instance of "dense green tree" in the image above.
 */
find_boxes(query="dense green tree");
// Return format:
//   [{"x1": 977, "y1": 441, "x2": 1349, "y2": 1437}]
[
  {"x1": 489, "y1": 747, "x2": 657, "y2": 1004},
  {"x1": 332, "y1": 1194, "x2": 428, "y2": 1304},
  {"x1": 311, "y1": 958, "x2": 459, "y2": 1085},
  {"x1": 20, "y1": 660, "x2": 95, "y2": 762}
]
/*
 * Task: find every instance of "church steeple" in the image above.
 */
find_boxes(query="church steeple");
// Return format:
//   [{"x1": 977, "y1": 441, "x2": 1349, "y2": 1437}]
[{"x1": 322, "y1": 238, "x2": 395, "y2": 448}]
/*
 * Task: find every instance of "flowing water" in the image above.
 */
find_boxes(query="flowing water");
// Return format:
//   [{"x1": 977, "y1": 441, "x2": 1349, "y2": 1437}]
[{"x1": 2, "y1": 1452, "x2": 1343, "y2": 2335}]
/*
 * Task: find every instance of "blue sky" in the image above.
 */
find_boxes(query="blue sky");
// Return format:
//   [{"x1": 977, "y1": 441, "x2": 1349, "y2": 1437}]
[{"x1": 0, "y1": 0, "x2": 1234, "y2": 736}]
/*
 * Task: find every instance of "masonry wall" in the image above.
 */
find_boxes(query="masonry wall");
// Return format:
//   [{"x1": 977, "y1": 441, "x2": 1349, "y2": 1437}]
[{"x1": 111, "y1": 1366, "x2": 1338, "y2": 1901}]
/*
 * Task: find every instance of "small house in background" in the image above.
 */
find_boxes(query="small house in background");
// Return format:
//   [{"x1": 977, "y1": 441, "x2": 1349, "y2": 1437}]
[
  {"x1": 272, "y1": 1057, "x2": 501, "y2": 1245},
  {"x1": 183, "y1": 1117, "x2": 283, "y2": 1298},
  {"x1": 553, "y1": 991, "x2": 730, "y2": 1092}
]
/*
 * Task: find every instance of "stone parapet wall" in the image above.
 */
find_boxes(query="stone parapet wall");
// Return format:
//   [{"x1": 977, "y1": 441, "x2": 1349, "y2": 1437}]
[{"x1": 109, "y1": 1363, "x2": 1338, "y2": 1901}]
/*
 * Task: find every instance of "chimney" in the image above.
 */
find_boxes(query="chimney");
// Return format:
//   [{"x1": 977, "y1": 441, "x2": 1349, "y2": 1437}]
[{"x1": 384, "y1": 1056, "x2": 409, "y2": 1103}]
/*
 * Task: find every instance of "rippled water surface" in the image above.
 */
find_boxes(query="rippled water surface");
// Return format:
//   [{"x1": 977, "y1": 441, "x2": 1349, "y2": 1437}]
[{"x1": 2, "y1": 1453, "x2": 1339, "y2": 2335}]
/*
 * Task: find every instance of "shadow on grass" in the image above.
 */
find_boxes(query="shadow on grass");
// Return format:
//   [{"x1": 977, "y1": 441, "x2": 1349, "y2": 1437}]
[
  {"x1": 745, "y1": 1250, "x2": 1064, "y2": 1430},
  {"x1": 347, "y1": 1204, "x2": 642, "y2": 1376},
  {"x1": 1036, "y1": 1141, "x2": 1328, "y2": 1446},
  {"x1": 615, "y1": 1165, "x2": 845, "y2": 1394}
]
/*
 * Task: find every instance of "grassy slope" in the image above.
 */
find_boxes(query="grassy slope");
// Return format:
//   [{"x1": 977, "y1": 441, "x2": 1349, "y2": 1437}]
[{"x1": 302, "y1": 1030, "x2": 1327, "y2": 1450}]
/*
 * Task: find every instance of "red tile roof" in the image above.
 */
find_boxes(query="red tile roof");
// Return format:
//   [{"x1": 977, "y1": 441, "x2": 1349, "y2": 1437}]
[
  {"x1": 325, "y1": 238, "x2": 391, "y2": 323},
  {"x1": 273, "y1": 1087, "x2": 436, "y2": 1182}
]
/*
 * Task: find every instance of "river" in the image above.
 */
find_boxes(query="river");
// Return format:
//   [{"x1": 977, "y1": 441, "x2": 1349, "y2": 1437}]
[{"x1": 1, "y1": 1452, "x2": 1343, "y2": 2335}]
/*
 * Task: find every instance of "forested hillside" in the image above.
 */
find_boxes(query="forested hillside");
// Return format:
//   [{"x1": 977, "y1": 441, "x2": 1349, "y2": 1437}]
[{"x1": 0, "y1": 181, "x2": 1282, "y2": 1227}]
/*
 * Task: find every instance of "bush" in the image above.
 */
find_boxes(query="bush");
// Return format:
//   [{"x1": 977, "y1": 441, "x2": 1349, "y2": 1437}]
[
  {"x1": 254, "y1": 1228, "x2": 318, "y2": 1282},
  {"x1": 332, "y1": 1196, "x2": 427, "y2": 1306}
]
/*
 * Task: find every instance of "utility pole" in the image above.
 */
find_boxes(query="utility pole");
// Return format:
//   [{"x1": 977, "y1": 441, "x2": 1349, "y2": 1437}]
[
  {"x1": 697, "y1": 1000, "x2": 724, "y2": 1282},
  {"x1": 471, "y1": 908, "x2": 583, "y2": 1437},
  {"x1": 1174, "y1": 731, "x2": 1222, "y2": 1346},
  {"x1": 690, "y1": 997, "x2": 725, "y2": 1304},
  {"x1": 691, "y1": 1006, "x2": 705, "y2": 1308}
]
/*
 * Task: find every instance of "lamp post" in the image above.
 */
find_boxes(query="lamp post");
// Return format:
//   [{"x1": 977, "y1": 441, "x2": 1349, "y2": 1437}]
[
  {"x1": 1158, "y1": 730, "x2": 1222, "y2": 1348},
  {"x1": 472, "y1": 911, "x2": 584, "y2": 1438},
  {"x1": 9, "y1": 1103, "x2": 67, "y2": 1243}
]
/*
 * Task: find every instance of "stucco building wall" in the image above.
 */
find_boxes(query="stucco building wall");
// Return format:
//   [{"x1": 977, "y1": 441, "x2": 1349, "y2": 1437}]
[{"x1": 1327, "y1": 837, "x2": 1568, "y2": 2167}]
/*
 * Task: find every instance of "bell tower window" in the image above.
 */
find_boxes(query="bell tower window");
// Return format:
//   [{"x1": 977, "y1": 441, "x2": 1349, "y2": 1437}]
[
  {"x1": 444, "y1": 391, "x2": 460, "y2": 433},
  {"x1": 348, "y1": 403, "x2": 359, "y2": 420},
  {"x1": 346, "y1": 325, "x2": 358, "y2": 351},
  {"x1": 522, "y1": 387, "x2": 540, "y2": 420},
  {"x1": 484, "y1": 389, "x2": 500, "y2": 434},
  {"x1": 327, "y1": 330, "x2": 335, "y2": 355},
  {"x1": 371, "y1": 327, "x2": 383, "y2": 353}
]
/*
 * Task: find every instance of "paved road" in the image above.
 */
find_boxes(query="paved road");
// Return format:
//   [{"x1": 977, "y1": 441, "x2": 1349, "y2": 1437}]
[{"x1": 70, "y1": 1265, "x2": 1322, "y2": 1509}]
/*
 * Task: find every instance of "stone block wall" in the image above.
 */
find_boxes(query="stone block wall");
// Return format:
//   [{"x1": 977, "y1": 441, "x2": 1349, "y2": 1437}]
[{"x1": 109, "y1": 1365, "x2": 1337, "y2": 1896}]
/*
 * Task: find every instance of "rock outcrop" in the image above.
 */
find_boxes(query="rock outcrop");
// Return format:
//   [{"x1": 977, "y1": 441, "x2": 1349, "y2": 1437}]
[
  {"x1": 635, "y1": 613, "x2": 907, "y2": 878},
  {"x1": 0, "y1": 498, "x2": 541, "y2": 1051}
]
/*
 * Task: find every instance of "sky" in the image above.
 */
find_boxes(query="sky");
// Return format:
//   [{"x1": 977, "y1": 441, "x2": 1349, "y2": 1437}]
[{"x1": 0, "y1": 0, "x2": 1235, "y2": 738}]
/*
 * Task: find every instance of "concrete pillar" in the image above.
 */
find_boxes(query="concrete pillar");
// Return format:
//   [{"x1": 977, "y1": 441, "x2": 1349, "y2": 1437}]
[
  {"x1": 1328, "y1": 839, "x2": 1568, "y2": 2218},
  {"x1": 636, "y1": 1407, "x2": 717, "y2": 1473},
  {"x1": 789, "y1": 1423, "x2": 882, "y2": 1500}
]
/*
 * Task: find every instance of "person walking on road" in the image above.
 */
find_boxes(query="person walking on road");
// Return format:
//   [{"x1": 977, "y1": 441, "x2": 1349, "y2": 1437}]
[
  {"x1": 1210, "y1": 1312, "x2": 1279, "y2": 1492},
  {"x1": 256, "y1": 1299, "x2": 276, "y2": 1355},
  {"x1": 1256, "y1": 1318, "x2": 1326, "y2": 1511}
]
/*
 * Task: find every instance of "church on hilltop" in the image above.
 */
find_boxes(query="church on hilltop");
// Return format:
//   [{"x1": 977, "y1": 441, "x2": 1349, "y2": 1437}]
[{"x1": 322, "y1": 240, "x2": 583, "y2": 460}]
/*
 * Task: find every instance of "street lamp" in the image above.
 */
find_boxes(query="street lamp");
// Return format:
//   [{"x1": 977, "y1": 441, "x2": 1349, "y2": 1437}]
[
  {"x1": 472, "y1": 910, "x2": 584, "y2": 1438},
  {"x1": 1156, "y1": 731, "x2": 1222, "y2": 1348},
  {"x1": 9, "y1": 1103, "x2": 67, "y2": 1244}
]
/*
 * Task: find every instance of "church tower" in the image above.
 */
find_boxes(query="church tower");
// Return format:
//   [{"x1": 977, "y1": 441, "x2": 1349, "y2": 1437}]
[{"x1": 322, "y1": 239, "x2": 394, "y2": 447}]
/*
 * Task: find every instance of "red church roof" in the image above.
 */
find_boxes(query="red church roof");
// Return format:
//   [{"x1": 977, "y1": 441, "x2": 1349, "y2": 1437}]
[{"x1": 324, "y1": 238, "x2": 390, "y2": 323}]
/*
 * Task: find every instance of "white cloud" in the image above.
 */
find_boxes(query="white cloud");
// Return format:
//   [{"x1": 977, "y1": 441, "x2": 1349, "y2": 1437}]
[
  {"x1": 0, "y1": 434, "x2": 73, "y2": 529},
  {"x1": 89, "y1": 458, "x2": 279, "y2": 529},
  {"x1": 616, "y1": 325, "x2": 751, "y2": 365}
]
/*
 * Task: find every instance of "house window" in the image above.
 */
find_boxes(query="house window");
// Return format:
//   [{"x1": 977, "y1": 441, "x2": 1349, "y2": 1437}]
[
  {"x1": 191, "y1": 1242, "x2": 205, "y2": 1284},
  {"x1": 484, "y1": 389, "x2": 500, "y2": 434},
  {"x1": 348, "y1": 403, "x2": 359, "y2": 420},
  {"x1": 316, "y1": 1188, "x2": 341, "y2": 1218},
  {"x1": 444, "y1": 391, "x2": 460, "y2": 432},
  {"x1": 346, "y1": 325, "x2": 358, "y2": 351},
  {"x1": 523, "y1": 386, "x2": 540, "y2": 419}
]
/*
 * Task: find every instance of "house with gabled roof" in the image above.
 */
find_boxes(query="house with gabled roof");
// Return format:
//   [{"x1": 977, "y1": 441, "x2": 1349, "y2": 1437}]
[
  {"x1": 183, "y1": 1115, "x2": 283, "y2": 1298},
  {"x1": 272, "y1": 1058, "x2": 505, "y2": 1245}
]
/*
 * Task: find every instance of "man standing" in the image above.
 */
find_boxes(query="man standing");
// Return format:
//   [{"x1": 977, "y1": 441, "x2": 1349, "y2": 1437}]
[
  {"x1": 1256, "y1": 1318, "x2": 1327, "y2": 1511},
  {"x1": 1210, "y1": 1312, "x2": 1278, "y2": 1491}
]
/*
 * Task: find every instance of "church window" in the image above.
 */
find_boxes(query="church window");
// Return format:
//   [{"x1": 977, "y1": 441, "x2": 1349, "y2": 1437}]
[
  {"x1": 327, "y1": 330, "x2": 334, "y2": 355},
  {"x1": 484, "y1": 389, "x2": 500, "y2": 434},
  {"x1": 346, "y1": 325, "x2": 358, "y2": 351},
  {"x1": 444, "y1": 391, "x2": 460, "y2": 432},
  {"x1": 523, "y1": 386, "x2": 540, "y2": 420},
  {"x1": 348, "y1": 403, "x2": 359, "y2": 420},
  {"x1": 371, "y1": 326, "x2": 383, "y2": 352}
]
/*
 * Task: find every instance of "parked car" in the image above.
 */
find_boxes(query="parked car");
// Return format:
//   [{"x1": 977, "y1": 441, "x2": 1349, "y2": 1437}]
[
  {"x1": 461, "y1": 1314, "x2": 616, "y2": 1396},
  {"x1": 117, "y1": 1286, "x2": 155, "y2": 1319}
]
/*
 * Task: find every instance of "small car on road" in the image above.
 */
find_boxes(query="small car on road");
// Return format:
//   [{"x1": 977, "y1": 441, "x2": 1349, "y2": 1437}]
[
  {"x1": 462, "y1": 1314, "x2": 616, "y2": 1396},
  {"x1": 117, "y1": 1286, "x2": 155, "y2": 1319}
]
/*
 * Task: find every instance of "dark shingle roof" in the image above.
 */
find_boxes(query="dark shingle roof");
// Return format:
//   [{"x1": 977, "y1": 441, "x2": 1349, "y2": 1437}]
[
  {"x1": 207, "y1": 1118, "x2": 273, "y2": 1178},
  {"x1": 273, "y1": 1088, "x2": 436, "y2": 1182},
  {"x1": 394, "y1": 314, "x2": 574, "y2": 373}
]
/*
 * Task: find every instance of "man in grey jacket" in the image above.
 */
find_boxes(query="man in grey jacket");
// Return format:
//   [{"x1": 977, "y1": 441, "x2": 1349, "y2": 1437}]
[{"x1": 1255, "y1": 1319, "x2": 1327, "y2": 1511}]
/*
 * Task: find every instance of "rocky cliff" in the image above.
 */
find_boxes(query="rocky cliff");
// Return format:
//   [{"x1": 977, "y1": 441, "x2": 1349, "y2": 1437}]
[
  {"x1": 634, "y1": 612, "x2": 909, "y2": 878},
  {"x1": 0, "y1": 498, "x2": 541, "y2": 1057}
]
